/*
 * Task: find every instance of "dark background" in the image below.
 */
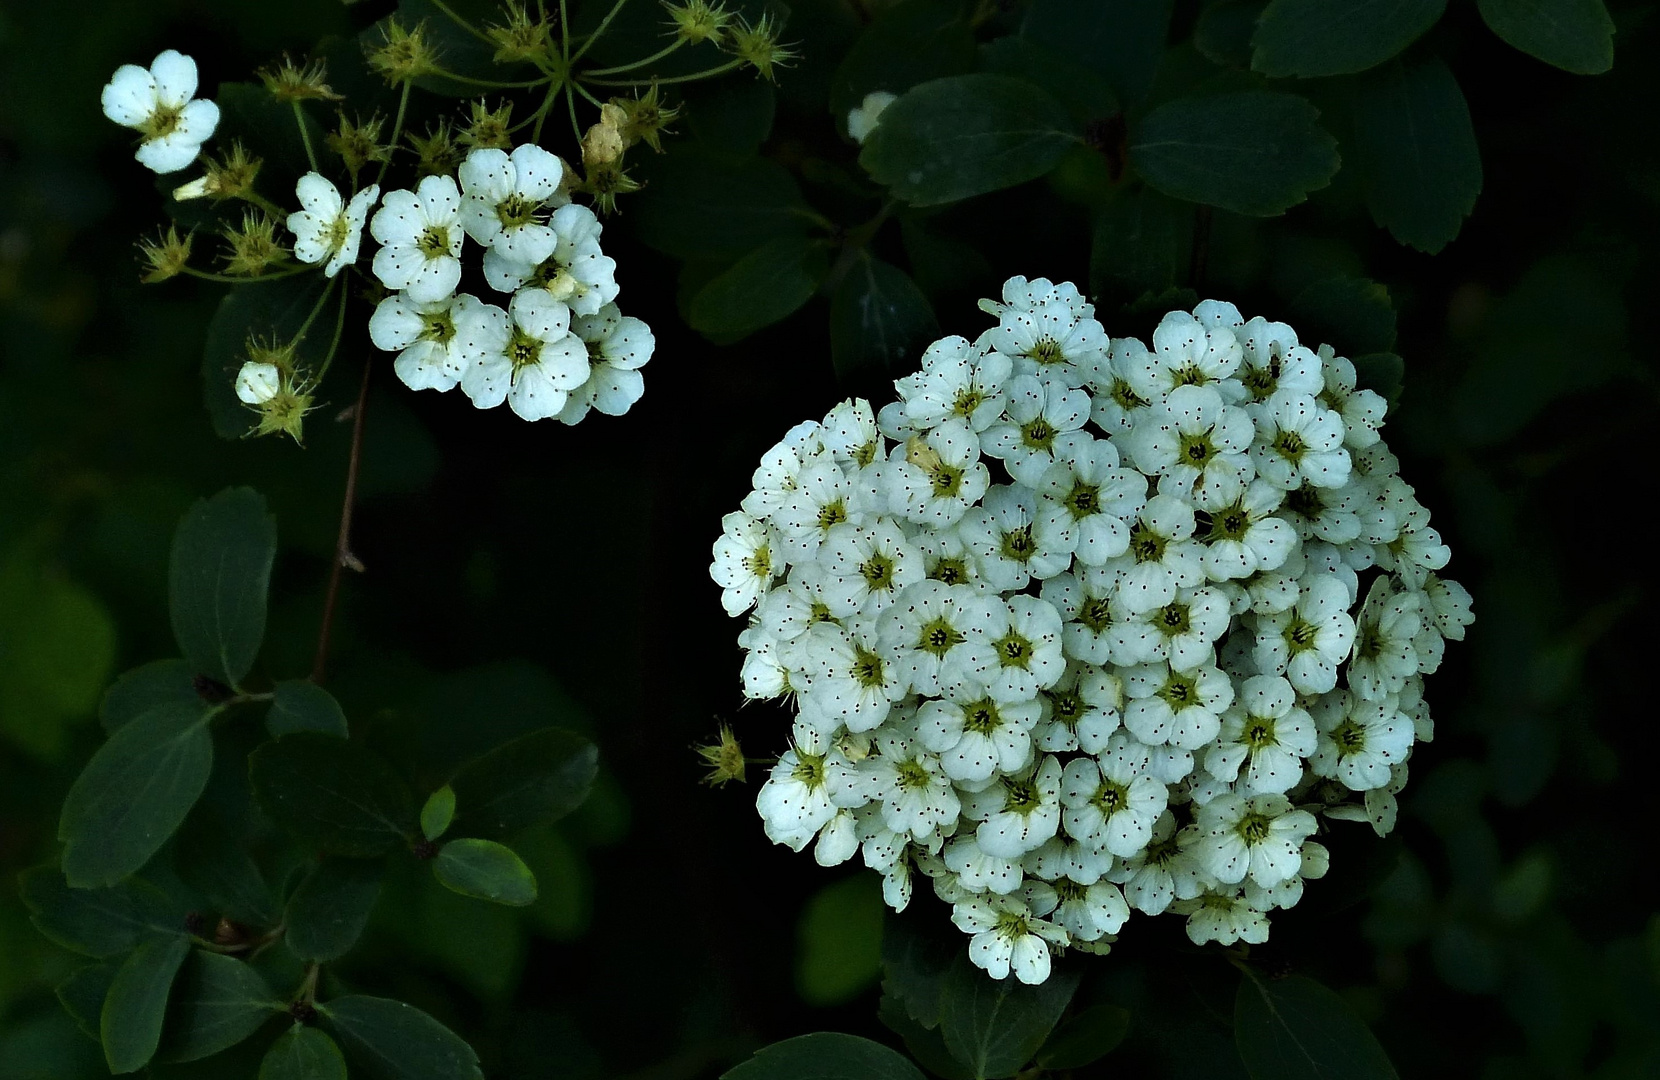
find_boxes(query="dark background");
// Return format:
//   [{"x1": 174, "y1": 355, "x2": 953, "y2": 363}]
[{"x1": 2, "y1": 1, "x2": 1657, "y2": 1077}]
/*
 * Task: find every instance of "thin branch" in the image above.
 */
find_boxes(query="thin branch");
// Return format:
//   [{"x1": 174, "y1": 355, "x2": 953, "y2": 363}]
[{"x1": 312, "y1": 358, "x2": 373, "y2": 684}]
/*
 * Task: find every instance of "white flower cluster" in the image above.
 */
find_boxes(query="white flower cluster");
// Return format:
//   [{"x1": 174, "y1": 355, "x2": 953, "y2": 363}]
[{"x1": 710, "y1": 277, "x2": 1472, "y2": 985}]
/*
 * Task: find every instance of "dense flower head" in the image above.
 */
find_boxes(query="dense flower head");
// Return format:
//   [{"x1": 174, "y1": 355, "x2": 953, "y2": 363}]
[{"x1": 710, "y1": 277, "x2": 1471, "y2": 984}]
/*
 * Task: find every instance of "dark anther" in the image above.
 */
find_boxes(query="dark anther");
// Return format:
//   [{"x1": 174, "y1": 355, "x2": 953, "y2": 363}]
[{"x1": 192, "y1": 674, "x2": 234, "y2": 703}]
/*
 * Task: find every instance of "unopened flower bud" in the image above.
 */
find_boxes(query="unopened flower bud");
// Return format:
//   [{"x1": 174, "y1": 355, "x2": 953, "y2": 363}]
[{"x1": 235, "y1": 361, "x2": 282, "y2": 404}]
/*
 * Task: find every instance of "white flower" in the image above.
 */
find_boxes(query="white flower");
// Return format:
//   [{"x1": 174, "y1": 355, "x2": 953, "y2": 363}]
[
  {"x1": 1041, "y1": 571, "x2": 1122, "y2": 666},
  {"x1": 100, "y1": 50, "x2": 219, "y2": 173},
  {"x1": 898, "y1": 338, "x2": 1012, "y2": 431},
  {"x1": 756, "y1": 722, "x2": 867, "y2": 850},
  {"x1": 288, "y1": 174, "x2": 380, "y2": 277},
  {"x1": 916, "y1": 687, "x2": 1040, "y2": 784},
  {"x1": 944, "y1": 836, "x2": 1024, "y2": 895},
  {"x1": 1122, "y1": 661, "x2": 1234, "y2": 750},
  {"x1": 1348, "y1": 577, "x2": 1423, "y2": 700},
  {"x1": 1191, "y1": 474, "x2": 1296, "y2": 582},
  {"x1": 964, "y1": 755, "x2": 1066, "y2": 859},
  {"x1": 1124, "y1": 384, "x2": 1254, "y2": 501},
  {"x1": 1235, "y1": 319, "x2": 1322, "y2": 403},
  {"x1": 1203, "y1": 675, "x2": 1315, "y2": 795},
  {"x1": 985, "y1": 276, "x2": 1107, "y2": 388},
  {"x1": 1108, "y1": 811, "x2": 1209, "y2": 915},
  {"x1": 1060, "y1": 740, "x2": 1168, "y2": 857},
  {"x1": 1194, "y1": 793, "x2": 1318, "y2": 887},
  {"x1": 1101, "y1": 494, "x2": 1206, "y2": 614},
  {"x1": 788, "y1": 620, "x2": 907, "y2": 733},
  {"x1": 710, "y1": 511, "x2": 779, "y2": 616},
  {"x1": 879, "y1": 581, "x2": 998, "y2": 697},
  {"x1": 234, "y1": 362, "x2": 280, "y2": 405},
  {"x1": 887, "y1": 420, "x2": 991, "y2": 527},
  {"x1": 555, "y1": 304, "x2": 654, "y2": 424},
  {"x1": 817, "y1": 519, "x2": 924, "y2": 615},
  {"x1": 1111, "y1": 585, "x2": 1231, "y2": 671},
  {"x1": 457, "y1": 143, "x2": 567, "y2": 263},
  {"x1": 370, "y1": 175, "x2": 465, "y2": 302},
  {"x1": 962, "y1": 595, "x2": 1066, "y2": 704},
  {"x1": 1084, "y1": 337, "x2": 1158, "y2": 436},
  {"x1": 861, "y1": 722, "x2": 961, "y2": 841},
  {"x1": 1172, "y1": 888, "x2": 1270, "y2": 946},
  {"x1": 1309, "y1": 691, "x2": 1414, "y2": 791},
  {"x1": 1252, "y1": 574, "x2": 1356, "y2": 694},
  {"x1": 741, "y1": 420, "x2": 823, "y2": 520},
  {"x1": 1123, "y1": 309, "x2": 1243, "y2": 402},
  {"x1": 1034, "y1": 663, "x2": 1121, "y2": 753},
  {"x1": 983, "y1": 375, "x2": 1091, "y2": 486},
  {"x1": 1035, "y1": 437, "x2": 1146, "y2": 565},
  {"x1": 456, "y1": 291, "x2": 588, "y2": 421},
  {"x1": 773, "y1": 460, "x2": 859, "y2": 562},
  {"x1": 1050, "y1": 878, "x2": 1130, "y2": 941},
  {"x1": 959, "y1": 485, "x2": 1072, "y2": 591},
  {"x1": 951, "y1": 893, "x2": 1066, "y2": 983},
  {"x1": 847, "y1": 90, "x2": 898, "y2": 143},
  {"x1": 483, "y1": 203, "x2": 619, "y2": 316},
  {"x1": 369, "y1": 292, "x2": 488, "y2": 393},
  {"x1": 1319, "y1": 347, "x2": 1388, "y2": 450},
  {"x1": 1250, "y1": 390, "x2": 1352, "y2": 491}
]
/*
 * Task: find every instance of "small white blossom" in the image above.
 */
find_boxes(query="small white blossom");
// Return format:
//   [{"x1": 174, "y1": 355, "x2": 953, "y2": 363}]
[
  {"x1": 101, "y1": 50, "x2": 219, "y2": 173},
  {"x1": 288, "y1": 174, "x2": 380, "y2": 277}
]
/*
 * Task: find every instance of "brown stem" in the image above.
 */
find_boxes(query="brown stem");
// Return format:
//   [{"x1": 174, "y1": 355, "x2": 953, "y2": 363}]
[{"x1": 312, "y1": 359, "x2": 372, "y2": 683}]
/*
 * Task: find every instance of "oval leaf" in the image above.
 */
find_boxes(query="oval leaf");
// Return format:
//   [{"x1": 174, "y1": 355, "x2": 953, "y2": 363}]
[
  {"x1": 20, "y1": 866, "x2": 185, "y2": 958},
  {"x1": 168, "y1": 487, "x2": 276, "y2": 687},
  {"x1": 267, "y1": 681, "x2": 350, "y2": 738},
  {"x1": 159, "y1": 950, "x2": 282, "y2": 1063},
  {"x1": 101, "y1": 935, "x2": 192, "y2": 1074},
  {"x1": 321, "y1": 995, "x2": 482, "y2": 1080},
  {"x1": 57, "y1": 963, "x2": 120, "y2": 1039},
  {"x1": 250, "y1": 733, "x2": 418, "y2": 857},
  {"x1": 1289, "y1": 276, "x2": 1398, "y2": 355},
  {"x1": 687, "y1": 236, "x2": 828, "y2": 341},
  {"x1": 1234, "y1": 972, "x2": 1400, "y2": 1080},
  {"x1": 448, "y1": 727, "x2": 598, "y2": 841},
  {"x1": 1251, "y1": 0, "x2": 1447, "y2": 78},
  {"x1": 830, "y1": 256, "x2": 939, "y2": 380},
  {"x1": 1022, "y1": 0, "x2": 1173, "y2": 104},
  {"x1": 861, "y1": 74, "x2": 1080, "y2": 206},
  {"x1": 433, "y1": 838, "x2": 538, "y2": 906},
  {"x1": 1129, "y1": 91, "x2": 1339, "y2": 216},
  {"x1": 1036, "y1": 1002, "x2": 1131, "y2": 1070},
  {"x1": 58, "y1": 703, "x2": 214, "y2": 888},
  {"x1": 1349, "y1": 57, "x2": 1482, "y2": 254},
  {"x1": 421, "y1": 785, "x2": 457, "y2": 842},
  {"x1": 829, "y1": 0, "x2": 977, "y2": 122},
  {"x1": 938, "y1": 956, "x2": 1080, "y2": 1079},
  {"x1": 100, "y1": 660, "x2": 200, "y2": 734},
  {"x1": 260, "y1": 1026, "x2": 348, "y2": 1080},
  {"x1": 1476, "y1": 0, "x2": 1614, "y2": 75},
  {"x1": 722, "y1": 1032, "x2": 927, "y2": 1080},
  {"x1": 634, "y1": 153, "x2": 813, "y2": 261},
  {"x1": 285, "y1": 859, "x2": 384, "y2": 963}
]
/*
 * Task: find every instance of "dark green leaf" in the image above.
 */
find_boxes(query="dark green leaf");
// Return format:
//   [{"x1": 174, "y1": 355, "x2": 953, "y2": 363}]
[
  {"x1": 168, "y1": 487, "x2": 276, "y2": 687},
  {"x1": 879, "y1": 991, "x2": 973, "y2": 1080},
  {"x1": 831, "y1": 256, "x2": 939, "y2": 380},
  {"x1": 1349, "y1": 57, "x2": 1482, "y2": 253},
  {"x1": 722, "y1": 1032, "x2": 927, "y2": 1080},
  {"x1": 284, "y1": 860, "x2": 384, "y2": 964},
  {"x1": 174, "y1": 819, "x2": 281, "y2": 926},
  {"x1": 978, "y1": 37, "x2": 1120, "y2": 127},
  {"x1": 100, "y1": 934, "x2": 192, "y2": 1074},
  {"x1": 1290, "y1": 276, "x2": 1397, "y2": 354},
  {"x1": 57, "y1": 963, "x2": 120, "y2": 1039},
  {"x1": 685, "y1": 79, "x2": 777, "y2": 155},
  {"x1": 1352, "y1": 353, "x2": 1405, "y2": 410},
  {"x1": 260, "y1": 1026, "x2": 349, "y2": 1080},
  {"x1": 215, "y1": 82, "x2": 327, "y2": 185},
  {"x1": 1023, "y1": 0, "x2": 1174, "y2": 104},
  {"x1": 1036, "y1": 1002, "x2": 1132, "y2": 1069},
  {"x1": 938, "y1": 956, "x2": 1080, "y2": 1079},
  {"x1": 1234, "y1": 972, "x2": 1400, "y2": 1080},
  {"x1": 159, "y1": 950, "x2": 282, "y2": 1063},
  {"x1": 100, "y1": 660, "x2": 200, "y2": 734},
  {"x1": 861, "y1": 75, "x2": 1080, "y2": 206},
  {"x1": 881, "y1": 919, "x2": 960, "y2": 1030},
  {"x1": 200, "y1": 275, "x2": 328, "y2": 441},
  {"x1": 829, "y1": 0, "x2": 978, "y2": 124},
  {"x1": 322, "y1": 995, "x2": 483, "y2": 1080},
  {"x1": 634, "y1": 153, "x2": 815, "y2": 261},
  {"x1": 20, "y1": 866, "x2": 185, "y2": 957},
  {"x1": 433, "y1": 838, "x2": 539, "y2": 906},
  {"x1": 58, "y1": 704, "x2": 214, "y2": 888},
  {"x1": 1251, "y1": 0, "x2": 1446, "y2": 78},
  {"x1": 1130, "y1": 91, "x2": 1339, "y2": 216},
  {"x1": 900, "y1": 218, "x2": 995, "y2": 296},
  {"x1": 267, "y1": 680, "x2": 349, "y2": 738},
  {"x1": 1091, "y1": 187, "x2": 1196, "y2": 300},
  {"x1": 1476, "y1": 0, "x2": 1614, "y2": 75},
  {"x1": 448, "y1": 726, "x2": 598, "y2": 840},
  {"x1": 421, "y1": 785, "x2": 457, "y2": 841},
  {"x1": 1196, "y1": 0, "x2": 1269, "y2": 68},
  {"x1": 687, "y1": 237, "x2": 829, "y2": 341},
  {"x1": 250, "y1": 733, "x2": 418, "y2": 857}
]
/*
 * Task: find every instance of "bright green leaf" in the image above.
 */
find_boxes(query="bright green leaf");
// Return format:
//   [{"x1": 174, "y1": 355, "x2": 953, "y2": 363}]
[
  {"x1": 168, "y1": 487, "x2": 276, "y2": 687},
  {"x1": 250, "y1": 733, "x2": 418, "y2": 857},
  {"x1": 449, "y1": 727, "x2": 599, "y2": 841},
  {"x1": 634, "y1": 153, "x2": 815, "y2": 261},
  {"x1": 284, "y1": 859, "x2": 384, "y2": 963},
  {"x1": 1349, "y1": 57, "x2": 1483, "y2": 253},
  {"x1": 938, "y1": 955, "x2": 1079, "y2": 1079},
  {"x1": 1023, "y1": 0, "x2": 1174, "y2": 104},
  {"x1": 1290, "y1": 276, "x2": 1398, "y2": 355},
  {"x1": 829, "y1": 0, "x2": 976, "y2": 124},
  {"x1": 100, "y1": 660, "x2": 199, "y2": 734},
  {"x1": 1251, "y1": 0, "x2": 1446, "y2": 78},
  {"x1": 1477, "y1": 0, "x2": 1614, "y2": 75},
  {"x1": 687, "y1": 236, "x2": 829, "y2": 341},
  {"x1": 722, "y1": 1032, "x2": 927, "y2": 1080},
  {"x1": 421, "y1": 785, "x2": 457, "y2": 841},
  {"x1": 100, "y1": 934, "x2": 191, "y2": 1074},
  {"x1": 1036, "y1": 1002, "x2": 1131, "y2": 1069},
  {"x1": 58, "y1": 703, "x2": 214, "y2": 888},
  {"x1": 796, "y1": 875, "x2": 885, "y2": 1006},
  {"x1": 830, "y1": 255, "x2": 939, "y2": 380},
  {"x1": 19, "y1": 866, "x2": 185, "y2": 957},
  {"x1": 260, "y1": 1025, "x2": 349, "y2": 1080},
  {"x1": 267, "y1": 680, "x2": 350, "y2": 738},
  {"x1": 57, "y1": 963, "x2": 120, "y2": 1039},
  {"x1": 322, "y1": 995, "x2": 483, "y2": 1080},
  {"x1": 1234, "y1": 972, "x2": 1400, "y2": 1080},
  {"x1": 862, "y1": 75, "x2": 1079, "y2": 206},
  {"x1": 159, "y1": 950, "x2": 282, "y2": 1062},
  {"x1": 1129, "y1": 91, "x2": 1339, "y2": 216},
  {"x1": 433, "y1": 838, "x2": 538, "y2": 906}
]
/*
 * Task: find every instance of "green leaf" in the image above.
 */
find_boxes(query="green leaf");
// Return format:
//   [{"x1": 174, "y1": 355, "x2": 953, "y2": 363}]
[
  {"x1": 880, "y1": 919, "x2": 960, "y2": 1030},
  {"x1": 1234, "y1": 972, "x2": 1400, "y2": 1080},
  {"x1": 685, "y1": 79, "x2": 777, "y2": 155},
  {"x1": 321, "y1": 995, "x2": 483, "y2": 1080},
  {"x1": 250, "y1": 733, "x2": 418, "y2": 857},
  {"x1": 1023, "y1": 0, "x2": 1174, "y2": 104},
  {"x1": 1129, "y1": 91, "x2": 1340, "y2": 216},
  {"x1": 877, "y1": 992, "x2": 973, "y2": 1080},
  {"x1": 267, "y1": 680, "x2": 350, "y2": 738},
  {"x1": 1035, "y1": 1002, "x2": 1131, "y2": 1069},
  {"x1": 19, "y1": 866, "x2": 185, "y2": 957},
  {"x1": 421, "y1": 785, "x2": 457, "y2": 841},
  {"x1": 200, "y1": 275, "x2": 328, "y2": 441},
  {"x1": 1476, "y1": 0, "x2": 1614, "y2": 75},
  {"x1": 260, "y1": 1026, "x2": 349, "y2": 1080},
  {"x1": 1090, "y1": 187, "x2": 1196, "y2": 300},
  {"x1": 284, "y1": 860, "x2": 384, "y2": 964},
  {"x1": 830, "y1": 256, "x2": 940, "y2": 380},
  {"x1": 1289, "y1": 276, "x2": 1397, "y2": 355},
  {"x1": 1352, "y1": 353, "x2": 1405, "y2": 411},
  {"x1": 174, "y1": 819, "x2": 281, "y2": 926},
  {"x1": 57, "y1": 962, "x2": 120, "y2": 1039},
  {"x1": 168, "y1": 487, "x2": 276, "y2": 687},
  {"x1": 687, "y1": 236, "x2": 829, "y2": 341},
  {"x1": 829, "y1": 0, "x2": 977, "y2": 124},
  {"x1": 938, "y1": 955, "x2": 1079, "y2": 1079},
  {"x1": 861, "y1": 74, "x2": 1080, "y2": 206},
  {"x1": 100, "y1": 934, "x2": 191, "y2": 1074},
  {"x1": 58, "y1": 704, "x2": 214, "y2": 888},
  {"x1": 0, "y1": 553, "x2": 117, "y2": 759},
  {"x1": 100, "y1": 661, "x2": 200, "y2": 734},
  {"x1": 633, "y1": 153, "x2": 814, "y2": 261},
  {"x1": 1251, "y1": 0, "x2": 1446, "y2": 78},
  {"x1": 159, "y1": 950, "x2": 282, "y2": 1063},
  {"x1": 1195, "y1": 0, "x2": 1269, "y2": 68},
  {"x1": 978, "y1": 37, "x2": 1119, "y2": 127},
  {"x1": 796, "y1": 875, "x2": 885, "y2": 1006},
  {"x1": 722, "y1": 1032, "x2": 927, "y2": 1080},
  {"x1": 449, "y1": 727, "x2": 600, "y2": 840},
  {"x1": 1349, "y1": 57, "x2": 1482, "y2": 253},
  {"x1": 433, "y1": 838, "x2": 539, "y2": 906},
  {"x1": 215, "y1": 82, "x2": 327, "y2": 184}
]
